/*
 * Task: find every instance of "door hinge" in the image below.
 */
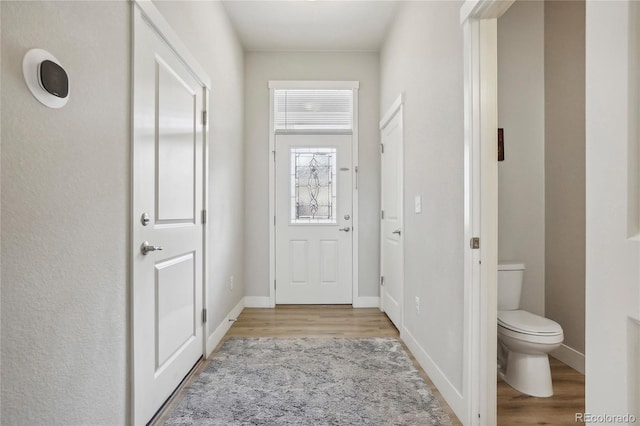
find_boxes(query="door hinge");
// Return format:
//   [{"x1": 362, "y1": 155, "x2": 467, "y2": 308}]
[
  {"x1": 355, "y1": 165, "x2": 359, "y2": 190},
  {"x1": 201, "y1": 209, "x2": 207, "y2": 224},
  {"x1": 381, "y1": 210, "x2": 385, "y2": 220},
  {"x1": 202, "y1": 110, "x2": 208, "y2": 126},
  {"x1": 201, "y1": 308, "x2": 207, "y2": 324},
  {"x1": 381, "y1": 144, "x2": 385, "y2": 154},
  {"x1": 380, "y1": 276, "x2": 385, "y2": 286},
  {"x1": 273, "y1": 150, "x2": 276, "y2": 162},
  {"x1": 274, "y1": 216, "x2": 276, "y2": 226},
  {"x1": 470, "y1": 237, "x2": 480, "y2": 249},
  {"x1": 274, "y1": 279, "x2": 277, "y2": 289}
]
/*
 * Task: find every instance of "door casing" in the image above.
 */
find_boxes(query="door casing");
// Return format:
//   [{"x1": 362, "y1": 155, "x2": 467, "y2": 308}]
[
  {"x1": 267, "y1": 81, "x2": 360, "y2": 307},
  {"x1": 460, "y1": 1, "x2": 515, "y2": 425}
]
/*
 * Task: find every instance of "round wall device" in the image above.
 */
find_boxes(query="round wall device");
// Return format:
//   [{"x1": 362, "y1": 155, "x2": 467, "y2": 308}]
[{"x1": 22, "y1": 48, "x2": 70, "y2": 109}]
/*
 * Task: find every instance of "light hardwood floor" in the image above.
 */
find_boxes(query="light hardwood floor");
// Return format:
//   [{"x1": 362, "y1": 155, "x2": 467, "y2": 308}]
[
  {"x1": 497, "y1": 357, "x2": 585, "y2": 426},
  {"x1": 153, "y1": 305, "x2": 584, "y2": 426}
]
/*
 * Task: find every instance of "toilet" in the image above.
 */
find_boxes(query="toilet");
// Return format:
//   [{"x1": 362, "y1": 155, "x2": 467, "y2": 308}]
[{"x1": 497, "y1": 262, "x2": 564, "y2": 397}]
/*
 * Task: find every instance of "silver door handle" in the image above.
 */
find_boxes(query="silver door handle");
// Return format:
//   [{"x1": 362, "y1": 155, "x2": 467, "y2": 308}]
[
  {"x1": 339, "y1": 227, "x2": 351, "y2": 232},
  {"x1": 141, "y1": 241, "x2": 163, "y2": 255},
  {"x1": 392, "y1": 229, "x2": 401, "y2": 236}
]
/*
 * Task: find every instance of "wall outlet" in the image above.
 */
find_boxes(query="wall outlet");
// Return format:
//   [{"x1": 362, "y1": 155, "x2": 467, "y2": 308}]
[
  {"x1": 415, "y1": 296, "x2": 420, "y2": 314},
  {"x1": 229, "y1": 275, "x2": 234, "y2": 291}
]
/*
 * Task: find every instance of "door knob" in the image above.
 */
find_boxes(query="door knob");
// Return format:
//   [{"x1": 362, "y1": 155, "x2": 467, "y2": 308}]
[
  {"x1": 392, "y1": 229, "x2": 401, "y2": 236},
  {"x1": 339, "y1": 227, "x2": 351, "y2": 232},
  {"x1": 141, "y1": 241, "x2": 163, "y2": 255}
]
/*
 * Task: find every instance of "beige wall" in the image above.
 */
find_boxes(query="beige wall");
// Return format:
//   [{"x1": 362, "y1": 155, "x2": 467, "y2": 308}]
[
  {"x1": 497, "y1": 0, "x2": 546, "y2": 316},
  {"x1": 380, "y1": 0, "x2": 465, "y2": 416},
  {"x1": 545, "y1": 0, "x2": 586, "y2": 355},
  {"x1": 243, "y1": 51, "x2": 380, "y2": 300},
  {"x1": 1, "y1": 2, "x2": 130, "y2": 423}
]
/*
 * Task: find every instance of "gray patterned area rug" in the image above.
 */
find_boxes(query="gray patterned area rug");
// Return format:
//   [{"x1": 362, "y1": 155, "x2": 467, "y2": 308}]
[{"x1": 165, "y1": 337, "x2": 452, "y2": 426}]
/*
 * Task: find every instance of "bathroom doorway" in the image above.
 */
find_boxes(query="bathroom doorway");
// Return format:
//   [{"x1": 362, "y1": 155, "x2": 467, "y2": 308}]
[{"x1": 495, "y1": 1, "x2": 585, "y2": 424}]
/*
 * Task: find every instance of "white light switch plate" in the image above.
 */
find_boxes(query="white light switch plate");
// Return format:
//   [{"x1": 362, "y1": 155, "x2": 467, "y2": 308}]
[{"x1": 414, "y1": 195, "x2": 422, "y2": 213}]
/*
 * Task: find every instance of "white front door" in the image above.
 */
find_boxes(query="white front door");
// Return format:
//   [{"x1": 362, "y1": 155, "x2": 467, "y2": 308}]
[
  {"x1": 132, "y1": 9, "x2": 205, "y2": 425},
  {"x1": 275, "y1": 134, "x2": 353, "y2": 304},
  {"x1": 380, "y1": 107, "x2": 404, "y2": 330}
]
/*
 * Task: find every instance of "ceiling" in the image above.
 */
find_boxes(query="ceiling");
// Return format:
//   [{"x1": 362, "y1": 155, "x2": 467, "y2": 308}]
[{"x1": 221, "y1": 1, "x2": 401, "y2": 52}]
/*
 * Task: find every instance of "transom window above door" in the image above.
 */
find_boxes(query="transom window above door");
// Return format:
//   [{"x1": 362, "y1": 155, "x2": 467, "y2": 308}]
[{"x1": 274, "y1": 89, "x2": 353, "y2": 131}]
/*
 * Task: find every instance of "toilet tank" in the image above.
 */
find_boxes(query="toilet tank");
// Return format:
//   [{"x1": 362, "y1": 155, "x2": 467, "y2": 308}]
[{"x1": 498, "y1": 262, "x2": 525, "y2": 310}]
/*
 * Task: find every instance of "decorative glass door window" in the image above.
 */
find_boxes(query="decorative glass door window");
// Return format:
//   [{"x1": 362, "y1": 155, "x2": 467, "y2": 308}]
[{"x1": 290, "y1": 148, "x2": 337, "y2": 224}]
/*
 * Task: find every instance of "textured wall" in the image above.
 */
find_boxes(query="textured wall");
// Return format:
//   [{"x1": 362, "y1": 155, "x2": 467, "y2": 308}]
[
  {"x1": 1, "y1": 1, "x2": 245, "y2": 423},
  {"x1": 497, "y1": 0, "x2": 546, "y2": 316},
  {"x1": 1, "y1": 2, "x2": 130, "y2": 424},
  {"x1": 544, "y1": 0, "x2": 586, "y2": 355},
  {"x1": 380, "y1": 0, "x2": 464, "y2": 402},
  {"x1": 243, "y1": 51, "x2": 380, "y2": 299}
]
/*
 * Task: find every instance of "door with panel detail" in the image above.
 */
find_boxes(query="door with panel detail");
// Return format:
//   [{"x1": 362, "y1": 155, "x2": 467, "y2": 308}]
[
  {"x1": 132, "y1": 9, "x2": 205, "y2": 425},
  {"x1": 380, "y1": 109, "x2": 403, "y2": 330},
  {"x1": 275, "y1": 134, "x2": 353, "y2": 304}
]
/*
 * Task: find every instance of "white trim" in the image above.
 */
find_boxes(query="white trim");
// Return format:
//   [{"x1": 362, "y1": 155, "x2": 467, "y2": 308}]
[
  {"x1": 244, "y1": 296, "x2": 273, "y2": 308},
  {"x1": 379, "y1": 93, "x2": 404, "y2": 130},
  {"x1": 401, "y1": 326, "x2": 465, "y2": 420},
  {"x1": 551, "y1": 344, "x2": 586, "y2": 375},
  {"x1": 268, "y1": 81, "x2": 360, "y2": 307},
  {"x1": 353, "y1": 297, "x2": 380, "y2": 308},
  {"x1": 352, "y1": 87, "x2": 360, "y2": 306},
  {"x1": 461, "y1": 1, "x2": 514, "y2": 425},
  {"x1": 268, "y1": 88, "x2": 276, "y2": 308},
  {"x1": 133, "y1": 1, "x2": 211, "y2": 89},
  {"x1": 205, "y1": 298, "x2": 245, "y2": 357},
  {"x1": 460, "y1": 0, "x2": 515, "y2": 24},
  {"x1": 462, "y1": 18, "x2": 482, "y2": 426},
  {"x1": 202, "y1": 87, "x2": 210, "y2": 362},
  {"x1": 268, "y1": 80, "x2": 359, "y2": 90}
]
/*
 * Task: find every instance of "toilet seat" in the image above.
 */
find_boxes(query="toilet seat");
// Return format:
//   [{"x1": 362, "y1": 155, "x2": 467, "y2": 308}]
[
  {"x1": 498, "y1": 324, "x2": 564, "y2": 345},
  {"x1": 498, "y1": 310, "x2": 563, "y2": 336}
]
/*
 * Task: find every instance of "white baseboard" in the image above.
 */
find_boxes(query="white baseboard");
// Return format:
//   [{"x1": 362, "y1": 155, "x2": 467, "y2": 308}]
[
  {"x1": 205, "y1": 297, "x2": 245, "y2": 357},
  {"x1": 244, "y1": 296, "x2": 273, "y2": 308},
  {"x1": 244, "y1": 296, "x2": 379, "y2": 308},
  {"x1": 401, "y1": 326, "x2": 465, "y2": 422},
  {"x1": 353, "y1": 296, "x2": 380, "y2": 308},
  {"x1": 550, "y1": 343, "x2": 585, "y2": 374}
]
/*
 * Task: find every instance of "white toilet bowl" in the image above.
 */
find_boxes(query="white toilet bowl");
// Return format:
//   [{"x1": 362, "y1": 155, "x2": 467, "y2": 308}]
[{"x1": 497, "y1": 309, "x2": 564, "y2": 397}]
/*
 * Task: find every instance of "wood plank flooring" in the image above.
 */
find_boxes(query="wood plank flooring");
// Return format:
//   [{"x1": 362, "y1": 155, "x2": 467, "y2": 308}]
[
  {"x1": 153, "y1": 305, "x2": 584, "y2": 426},
  {"x1": 497, "y1": 357, "x2": 585, "y2": 426}
]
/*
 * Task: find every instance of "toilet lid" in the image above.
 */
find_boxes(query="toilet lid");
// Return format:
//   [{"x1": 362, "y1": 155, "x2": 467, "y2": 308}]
[{"x1": 498, "y1": 310, "x2": 562, "y2": 335}]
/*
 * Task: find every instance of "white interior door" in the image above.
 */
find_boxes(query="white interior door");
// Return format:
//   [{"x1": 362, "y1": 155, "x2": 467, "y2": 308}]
[
  {"x1": 132, "y1": 9, "x2": 205, "y2": 425},
  {"x1": 275, "y1": 134, "x2": 353, "y2": 304},
  {"x1": 380, "y1": 107, "x2": 404, "y2": 330}
]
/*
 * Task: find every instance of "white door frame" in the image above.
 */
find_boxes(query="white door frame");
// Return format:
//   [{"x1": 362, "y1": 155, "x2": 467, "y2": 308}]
[
  {"x1": 268, "y1": 80, "x2": 360, "y2": 307},
  {"x1": 379, "y1": 94, "x2": 404, "y2": 330},
  {"x1": 131, "y1": 1, "x2": 211, "y2": 423},
  {"x1": 460, "y1": 1, "x2": 514, "y2": 425}
]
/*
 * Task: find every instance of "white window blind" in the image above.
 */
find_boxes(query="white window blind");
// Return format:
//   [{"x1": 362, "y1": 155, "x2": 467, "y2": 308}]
[{"x1": 274, "y1": 89, "x2": 353, "y2": 131}]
